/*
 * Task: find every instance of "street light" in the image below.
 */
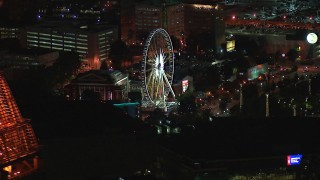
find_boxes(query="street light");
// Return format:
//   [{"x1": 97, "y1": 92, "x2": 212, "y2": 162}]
[
  {"x1": 266, "y1": 93, "x2": 269, "y2": 117},
  {"x1": 308, "y1": 78, "x2": 312, "y2": 95},
  {"x1": 240, "y1": 83, "x2": 243, "y2": 112}
]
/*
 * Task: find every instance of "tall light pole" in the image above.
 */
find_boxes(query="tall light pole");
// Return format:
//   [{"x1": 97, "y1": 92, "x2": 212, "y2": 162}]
[
  {"x1": 291, "y1": 98, "x2": 296, "y2": 117},
  {"x1": 266, "y1": 93, "x2": 269, "y2": 117},
  {"x1": 308, "y1": 78, "x2": 312, "y2": 95},
  {"x1": 240, "y1": 83, "x2": 243, "y2": 112}
]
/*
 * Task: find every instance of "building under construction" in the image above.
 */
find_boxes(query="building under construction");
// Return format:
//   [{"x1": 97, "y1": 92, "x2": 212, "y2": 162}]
[{"x1": 0, "y1": 73, "x2": 39, "y2": 179}]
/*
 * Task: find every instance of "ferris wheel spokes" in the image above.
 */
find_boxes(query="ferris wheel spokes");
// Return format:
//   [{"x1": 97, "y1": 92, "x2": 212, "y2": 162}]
[{"x1": 142, "y1": 28, "x2": 175, "y2": 110}]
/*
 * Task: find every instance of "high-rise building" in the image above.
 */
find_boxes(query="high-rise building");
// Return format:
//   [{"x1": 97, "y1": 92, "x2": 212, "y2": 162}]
[
  {"x1": 167, "y1": 3, "x2": 225, "y2": 50},
  {"x1": 36, "y1": 0, "x2": 120, "y2": 27},
  {"x1": 20, "y1": 21, "x2": 118, "y2": 69},
  {"x1": 0, "y1": 0, "x2": 38, "y2": 22},
  {"x1": 121, "y1": 2, "x2": 225, "y2": 51},
  {"x1": 121, "y1": 2, "x2": 163, "y2": 45}
]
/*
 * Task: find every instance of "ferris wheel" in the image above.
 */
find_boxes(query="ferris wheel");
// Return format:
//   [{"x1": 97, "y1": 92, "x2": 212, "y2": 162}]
[{"x1": 141, "y1": 28, "x2": 175, "y2": 110}]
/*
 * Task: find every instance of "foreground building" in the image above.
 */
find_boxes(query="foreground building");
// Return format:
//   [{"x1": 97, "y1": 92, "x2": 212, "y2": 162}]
[
  {"x1": 20, "y1": 21, "x2": 118, "y2": 70},
  {"x1": 153, "y1": 118, "x2": 320, "y2": 179},
  {"x1": 0, "y1": 73, "x2": 39, "y2": 179}
]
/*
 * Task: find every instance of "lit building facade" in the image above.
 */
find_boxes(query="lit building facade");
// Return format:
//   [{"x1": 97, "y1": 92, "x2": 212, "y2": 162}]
[
  {"x1": 121, "y1": 2, "x2": 225, "y2": 51},
  {"x1": 20, "y1": 22, "x2": 118, "y2": 70},
  {"x1": 121, "y1": 3, "x2": 162, "y2": 45},
  {"x1": 65, "y1": 70, "x2": 129, "y2": 102},
  {"x1": 37, "y1": 0, "x2": 120, "y2": 24},
  {"x1": 0, "y1": 26, "x2": 19, "y2": 39},
  {"x1": 167, "y1": 3, "x2": 225, "y2": 51}
]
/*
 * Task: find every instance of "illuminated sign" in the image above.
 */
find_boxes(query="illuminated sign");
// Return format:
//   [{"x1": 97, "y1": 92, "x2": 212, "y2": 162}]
[
  {"x1": 226, "y1": 40, "x2": 235, "y2": 52},
  {"x1": 307, "y1": 33, "x2": 318, "y2": 44},
  {"x1": 182, "y1": 80, "x2": 189, "y2": 93},
  {"x1": 287, "y1": 154, "x2": 302, "y2": 166}
]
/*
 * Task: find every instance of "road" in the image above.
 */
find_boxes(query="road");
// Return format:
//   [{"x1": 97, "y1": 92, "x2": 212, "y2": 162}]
[{"x1": 226, "y1": 19, "x2": 320, "y2": 30}]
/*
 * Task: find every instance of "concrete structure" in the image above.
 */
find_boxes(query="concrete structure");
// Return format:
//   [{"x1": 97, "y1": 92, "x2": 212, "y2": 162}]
[
  {"x1": 65, "y1": 70, "x2": 129, "y2": 102},
  {"x1": 20, "y1": 21, "x2": 118, "y2": 70}
]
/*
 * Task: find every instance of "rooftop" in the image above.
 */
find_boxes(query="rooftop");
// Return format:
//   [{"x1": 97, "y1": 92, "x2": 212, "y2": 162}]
[
  {"x1": 26, "y1": 20, "x2": 117, "y2": 33},
  {"x1": 72, "y1": 70, "x2": 127, "y2": 84}
]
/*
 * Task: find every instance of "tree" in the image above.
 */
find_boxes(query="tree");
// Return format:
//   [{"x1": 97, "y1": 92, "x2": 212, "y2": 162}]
[
  {"x1": 45, "y1": 51, "x2": 81, "y2": 89},
  {"x1": 127, "y1": 29, "x2": 134, "y2": 41},
  {"x1": 170, "y1": 36, "x2": 181, "y2": 51},
  {"x1": 109, "y1": 40, "x2": 129, "y2": 70},
  {"x1": 100, "y1": 60, "x2": 108, "y2": 70},
  {"x1": 176, "y1": 91, "x2": 197, "y2": 114},
  {"x1": 287, "y1": 48, "x2": 298, "y2": 62},
  {"x1": 185, "y1": 32, "x2": 198, "y2": 54},
  {"x1": 136, "y1": 30, "x2": 149, "y2": 43},
  {"x1": 219, "y1": 98, "x2": 228, "y2": 112}
]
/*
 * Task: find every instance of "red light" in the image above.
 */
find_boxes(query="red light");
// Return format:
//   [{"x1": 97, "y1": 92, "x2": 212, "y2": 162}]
[
  {"x1": 283, "y1": 16, "x2": 286, "y2": 19},
  {"x1": 287, "y1": 156, "x2": 291, "y2": 165},
  {"x1": 232, "y1": 15, "x2": 236, "y2": 20}
]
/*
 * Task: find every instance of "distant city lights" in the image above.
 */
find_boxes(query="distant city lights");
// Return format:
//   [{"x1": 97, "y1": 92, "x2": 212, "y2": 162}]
[{"x1": 193, "y1": 4, "x2": 215, "y2": 10}]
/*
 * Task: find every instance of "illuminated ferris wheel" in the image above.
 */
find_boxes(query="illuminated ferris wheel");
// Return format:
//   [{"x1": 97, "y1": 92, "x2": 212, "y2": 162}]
[{"x1": 141, "y1": 28, "x2": 175, "y2": 110}]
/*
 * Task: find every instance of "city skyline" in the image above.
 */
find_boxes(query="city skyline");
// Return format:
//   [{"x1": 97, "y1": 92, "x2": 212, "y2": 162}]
[{"x1": 1, "y1": 0, "x2": 320, "y2": 179}]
